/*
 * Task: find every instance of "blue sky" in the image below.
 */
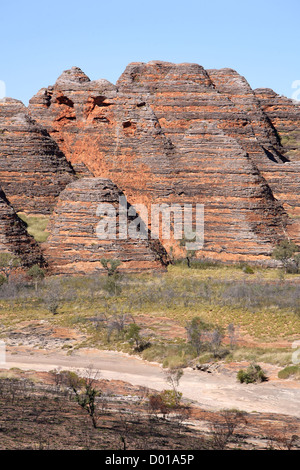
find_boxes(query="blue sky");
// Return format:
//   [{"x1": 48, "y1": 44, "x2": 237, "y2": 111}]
[{"x1": 1, "y1": 0, "x2": 299, "y2": 105}]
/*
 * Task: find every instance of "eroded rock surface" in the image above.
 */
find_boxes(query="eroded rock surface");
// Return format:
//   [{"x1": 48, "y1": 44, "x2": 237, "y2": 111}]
[
  {"x1": 0, "y1": 186, "x2": 44, "y2": 267},
  {"x1": 0, "y1": 98, "x2": 76, "y2": 214},
  {"x1": 28, "y1": 63, "x2": 299, "y2": 263},
  {"x1": 43, "y1": 177, "x2": 169, "y2": 275},
  {"x1": 0, "y1": 62, "x2": 299, "y2": 273},
  {"x1": 254, "y1": 88, "x2": 300, "y2": 222}
]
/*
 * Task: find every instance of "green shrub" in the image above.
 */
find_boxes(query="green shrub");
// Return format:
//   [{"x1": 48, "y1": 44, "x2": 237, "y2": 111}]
[
  {"x1": 160, "y1": 389, "x2": 182, "y2": 408},
  {"x1": 100, "y1": 258, "x2": 121, "y2": 276},
  {"x1": 126, "y1": 323, "x2": 150, "y2": 352},
  {"x1": 285, "y1": 254, "x2": 300, "y2": 274},
  {"x1": 162, "y1": 354, "x2": 188, "y2": 369},
  {"x1": 197, "y1": 352, "x2": 214, "y2": 364},
  {"x1": 272, "y1": 240, "x2": 299, "y2": 273},
  {"x1": 278, "y1": 365, "x2": 300, "y2": 380},
  {"x1": 0, "y1": 274, "x2": 7, "y2": 286},
  {"x1": 27, "y1": 264, "x2": 45, "y2": 291},
  {"x1": 0, "y1": 252, "x2": 20, "y2": 280},
  {"x1": 242, "y1": 265, "x2": 254, "y2": 274},
  {"x1": 237, "y1": 363, "x2": 268, "y2": 384},
  {"x1": 185, "y1": 316, "x2": 212, "y2": 355},
  {"x1": 103, "y1": 275, "x2": 122, "y2": 296},
  {"x1": 149, "y1": 389, "x2": 183, "y2": 416},
  {"x1": 237, "y1": 262, "x2": 255, "y2": 274}
]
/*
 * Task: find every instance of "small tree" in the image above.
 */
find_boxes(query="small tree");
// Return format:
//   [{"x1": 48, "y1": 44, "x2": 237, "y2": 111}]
[
  {"x1": 227, "y1": 323, "x2": 237, "y2": 350},
  {"x1": 42, "y1": 279, "x2": 67, "y2": 315},
  {"x1": 43, "y1": 290, "x2": 60, "y2": 315},
  {"x1": 292, "y1": 253, "x2": 300, "y2": 273},
  {"x1": 164, "y1": 367, "x2": 183, "y2": 407},
  {"x1": 103, "y1": 275, "x2": 122, "y2": 296},
  {"x1": 267, "y1": 425, "x2": 299, "y2": 450},
  {"x1": 272, "y1": 240, "x2": 299, "y2": 272},
  {"x1": 186, "y1": 250, "x2": 196, "y2": 268},
  {"x1": 126, "y1": 323, "x2": 144, "y2": 351},
  {"x1": 101, "y1": 259, "x2": 122, "y2": 296},
  {"x1": 62, "y1": 369, "x2": 101, "y2": 429},
  {"x1": 185, "y1": 317, "x2": 211, "y2": 355},
  {"x1": 210, "y1": 409, "x2": 247, "y2": 450},
  {"x1": 179, "y1": 235, "x2": 197, "y2": 267},
  {"x1": 0, "y1": 253, "x2": 20, "y2": 281},
  {"x1": 100, "y1": 258, "x2": 121, "y2": 276},
  {"x1": 164, "y1": 368, "x2": 183, "y2": 392},
  {"x1": 27, "y1": 264, "x2": 45, "y2": 291},
  {"x1": 106, "y1": 314, "x2": 134, "y2": 342},
  {"x1": 210, "y1": 327, "x2": 225, "y2": 358},
  {"x1": 0, "y1": 274, "x2": 7, "y2": 286}
]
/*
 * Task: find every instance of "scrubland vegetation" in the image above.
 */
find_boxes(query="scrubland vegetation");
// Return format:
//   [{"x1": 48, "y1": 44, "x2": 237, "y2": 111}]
[
  {"x1": 0, "y1": 254, "x2": 299, "y2": 377},
  {"x1": 0, "y1": 367, "x2": 299, "y2": 450},
  {"x1": 0, "y1": 245, "x2": 299, "y2": 450}
]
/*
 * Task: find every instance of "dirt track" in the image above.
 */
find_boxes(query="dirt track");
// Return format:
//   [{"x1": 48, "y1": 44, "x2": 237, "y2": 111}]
[{"x1": 2, "y1": 348, "x2": 300, "y2": 418}]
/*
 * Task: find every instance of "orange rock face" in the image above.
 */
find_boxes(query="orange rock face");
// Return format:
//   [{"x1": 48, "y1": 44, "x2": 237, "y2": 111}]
[
  {"x1": 0, "y1": 98, "x2": 76, "y2": 214},
  {"x1": 43, "y1": 178, "x2": 169, "y2": 275},
  {"x1": 254, "y1": 88, "x2": 300, "y2": 223},
  {"x1": 1, "y1": 62, "x2": 298, "y2": 274},
  {"x1": 28, "y1": 63, "x2": 299, "y2": 265}
]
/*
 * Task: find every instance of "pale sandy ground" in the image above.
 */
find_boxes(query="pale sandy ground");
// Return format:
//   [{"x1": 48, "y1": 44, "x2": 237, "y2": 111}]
[{"x1": 2, "y1": 348, "x2": 299, "y2": 417}]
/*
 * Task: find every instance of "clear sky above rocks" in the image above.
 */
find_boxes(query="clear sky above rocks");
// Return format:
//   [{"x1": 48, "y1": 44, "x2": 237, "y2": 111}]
[{"x1": 1, "y1": 0, "x2": 299, "y2": 104}]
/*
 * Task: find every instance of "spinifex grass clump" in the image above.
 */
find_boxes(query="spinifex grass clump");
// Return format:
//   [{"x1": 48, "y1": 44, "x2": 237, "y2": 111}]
[{"x1": 278, "y1": 365, "x2": 300, "y2": 380}]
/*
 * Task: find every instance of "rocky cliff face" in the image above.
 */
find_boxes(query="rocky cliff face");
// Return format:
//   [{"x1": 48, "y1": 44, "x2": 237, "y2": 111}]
[
  {"x1": 254, "y1": 88, "x2": 300, "y2": 158},
  {"x1": 0, "y1": 61, "x2": 298, "y2": 274},
  {"x1": 28, "y1": 63, "x2": 299, "y2": 264},
  {"x1": 0, "y1": 186, "x2": 44, "y2": 267},
  {"x1": 254, "y1": 88, "x2": 300, "y2": 222},
  {"x1": 0, "y1": 98, "x2": 76, "y2": 215},
  {"x1": 43, "y1": 178, "x2": 169, "y2": 275}
]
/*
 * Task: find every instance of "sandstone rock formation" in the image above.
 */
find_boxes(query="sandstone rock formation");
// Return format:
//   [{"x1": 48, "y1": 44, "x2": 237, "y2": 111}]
[
  {"x1": 0, "y1": 61, "x2": 298, "y2": 275},
  {"x1": 254, "y1": 88, "x2": 300, "y2": 159},
  {"x1": 28, "y1": 63, "x2": 299, "y2": 264},
  {"x1": 43, "y1": 178, "x2": 169, "y2": 275},
  {"x1": 0, "y1": 186, "x2": 44, "y2": 267},
  {"x1": 254, "y1": 88, "x2": 300, "y2": 221},
  {"x1": 0, "y1": 98, "x2": 76, "y2": 214}
]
